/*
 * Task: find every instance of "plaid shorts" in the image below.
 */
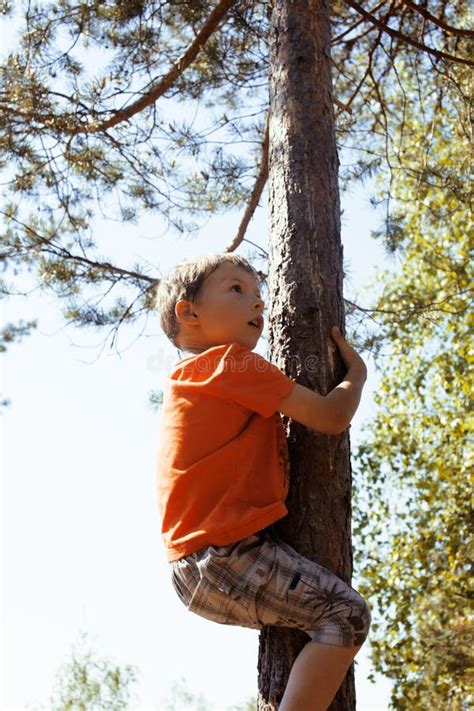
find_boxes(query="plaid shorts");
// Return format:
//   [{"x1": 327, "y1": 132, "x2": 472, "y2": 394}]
[{"x1": 169, "y1": 526, "x2": 370, "y2": 647}]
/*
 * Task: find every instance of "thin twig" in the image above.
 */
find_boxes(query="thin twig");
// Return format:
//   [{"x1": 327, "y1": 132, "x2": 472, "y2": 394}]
[
  {"x1": 400, "y1": 0, "x2": 474, "y2": 38},
  {"x1": 332, "y1": 0, "x2": 387, "y2": 44},
  {"x1": 343, "y1": 0, "x2": 474, "y2": 66}
]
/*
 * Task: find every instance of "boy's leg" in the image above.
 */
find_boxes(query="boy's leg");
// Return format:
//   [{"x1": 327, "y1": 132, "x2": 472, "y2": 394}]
[
  {"x1": 253, "y1": 534, "x2": 369, "y2": 711},
  {"x1": 171, "y1": 532, "x2": 369, "y2": 711},
  {"x1": 279, "y1": 641, "x2": 360, "y2": 711}
]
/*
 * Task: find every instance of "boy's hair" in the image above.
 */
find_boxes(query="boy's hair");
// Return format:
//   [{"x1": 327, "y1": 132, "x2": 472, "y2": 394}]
[{"x1": 154, "y1": 253, "x2": 262, "y2": 349}]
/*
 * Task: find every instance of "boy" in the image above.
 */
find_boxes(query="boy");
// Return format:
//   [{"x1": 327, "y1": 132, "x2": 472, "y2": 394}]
[{"x1": 154, "y1": 253, "x2": 371, "y2": 711}]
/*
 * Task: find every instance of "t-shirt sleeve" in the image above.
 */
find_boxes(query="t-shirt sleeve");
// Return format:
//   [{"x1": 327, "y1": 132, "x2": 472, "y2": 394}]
[{"x1": 193, "y1": 343, "x2": 296, "y2": 418}]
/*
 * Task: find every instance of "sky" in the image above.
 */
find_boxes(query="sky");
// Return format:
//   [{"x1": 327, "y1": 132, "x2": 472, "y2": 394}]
[{"x1": 1, "y1": 8, "x2": 396, "y2": 711}]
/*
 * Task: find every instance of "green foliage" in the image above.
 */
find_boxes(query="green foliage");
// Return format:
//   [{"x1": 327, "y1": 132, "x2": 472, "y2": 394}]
[
  {"x1": 27, "y1": 632, "x2": 257, "y2": 711},
  {"x1": 162, "y1": 677, "x2": 210, "y2": 711},
  {"x1": 162, "y1": 676, "x2": 257, "y2": 710},
  {"x1": 353, "y1": 54, "x2": 473, "y2": 709},
  {"x1": 0, "y1": 318, "x2": 37, "y2": 412},
  {"x1": 30, "y1": 630, "x2": 139, "y2": 711},
  {"x1": 0, "y1": 319, "x2": 37, "y2": 352}
]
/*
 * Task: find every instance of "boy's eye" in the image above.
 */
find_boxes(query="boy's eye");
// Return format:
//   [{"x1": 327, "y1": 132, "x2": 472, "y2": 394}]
[{"x1": 231, "y1": 283, "x2": 263, "y2": 300}]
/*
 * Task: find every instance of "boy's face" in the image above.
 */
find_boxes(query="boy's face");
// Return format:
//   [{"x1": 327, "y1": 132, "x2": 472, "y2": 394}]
[{"x1": 175, "y1": 262, "x2": 265, "y2": 353}]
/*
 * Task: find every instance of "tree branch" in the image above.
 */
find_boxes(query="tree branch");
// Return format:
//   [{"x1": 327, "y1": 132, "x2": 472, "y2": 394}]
[
  {"x1": 332, "y1": 0, "x2": 387, "y2": 44},
  {"x1": 345, "y1": 288, "x2": 473, "y2": 319},
  {"x1": 343, "y1": 0, "x2": 474, "y2": 66},
  {"x1": 400, "y1": 0, "x2": 474, "y2": 38},
  {"x1": 74, "y1": 0, "x2": 237, "y2": 135},
  {"x1": 3, "y1": 212, "x2": 157, "y2": 287},
  {"x1": 225, "y1": 116, "x2": 269, "y2": 252},
  {"x1": 57, "y1": 250, "x2": 158, "y2": 286}
]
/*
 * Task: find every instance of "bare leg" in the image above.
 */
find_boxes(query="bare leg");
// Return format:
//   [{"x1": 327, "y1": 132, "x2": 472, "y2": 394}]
[{"x1": 279, "y1": 640, "x2": 360, "y2": 711}]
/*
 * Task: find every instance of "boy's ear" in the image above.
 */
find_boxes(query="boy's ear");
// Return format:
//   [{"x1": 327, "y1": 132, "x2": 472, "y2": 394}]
[{"x1": 175, "y1": 298, "x2": 199, "y2": 325}]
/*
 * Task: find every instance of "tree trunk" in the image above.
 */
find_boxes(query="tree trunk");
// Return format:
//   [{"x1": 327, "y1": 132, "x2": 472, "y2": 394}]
[{"x1": 258, "y1": 1, "x2": 355, "y2": 709}]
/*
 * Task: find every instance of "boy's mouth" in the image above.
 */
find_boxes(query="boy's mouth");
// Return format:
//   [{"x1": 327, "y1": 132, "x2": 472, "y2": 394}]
[{"x1": 248, "y1": 316, "x2": 263, "y2": 329}]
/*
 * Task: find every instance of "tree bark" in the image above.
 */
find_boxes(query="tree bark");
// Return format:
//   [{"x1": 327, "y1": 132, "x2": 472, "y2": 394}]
[{"x1": 258, "y1": 1, "x2": 355, "y2": 709}]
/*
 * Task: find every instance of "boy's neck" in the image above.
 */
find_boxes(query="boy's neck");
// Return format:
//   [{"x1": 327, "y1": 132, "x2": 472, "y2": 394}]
[
  {"x1": 177, "y1": 345, "x2": 209, "y2": 359},
  {"x1": 177, "y1": 341, "x2": 241, "y2": 359}
]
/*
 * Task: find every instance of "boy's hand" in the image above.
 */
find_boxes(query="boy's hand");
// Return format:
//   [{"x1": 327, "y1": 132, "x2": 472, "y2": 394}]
[
  {"x1": 331, "y1": 326, "x2": 367, "y2": 379},
  {"x1": 278, "y1": 325, "x2": 368, "y2": 434}
]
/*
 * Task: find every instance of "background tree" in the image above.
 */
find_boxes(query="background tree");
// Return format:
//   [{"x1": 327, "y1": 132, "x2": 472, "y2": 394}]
[
  {"x1": 27, "y1": 632, "x2": 257, "y2": 711},
  {"x1": 352, "y1": 57, "x2": 472, "y2": 708},
  {"x1": 28, "y1": 629, "x2": 139, "y2": 711},
  {"x1": 1, "y1": 1, "x2": 471, "y2": 708},
  {"x1": 162, "y1": 677, "x2": 257, "y2": 710}
]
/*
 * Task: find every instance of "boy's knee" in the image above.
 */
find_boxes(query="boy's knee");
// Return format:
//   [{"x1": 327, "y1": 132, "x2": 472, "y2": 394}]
[{"x1": 307, "y1": 591, "x2": 371, "y2": 648}]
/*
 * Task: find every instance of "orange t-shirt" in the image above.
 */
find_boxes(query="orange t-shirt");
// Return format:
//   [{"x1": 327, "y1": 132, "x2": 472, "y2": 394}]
[{"x1": 156, "y1": 342, "x2": 296, "y2": 562}]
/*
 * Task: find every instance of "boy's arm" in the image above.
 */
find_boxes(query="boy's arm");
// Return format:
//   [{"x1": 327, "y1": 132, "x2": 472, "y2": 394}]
[{"x1": 278, "y1": 326, "x2": 367, "y2": 435}]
